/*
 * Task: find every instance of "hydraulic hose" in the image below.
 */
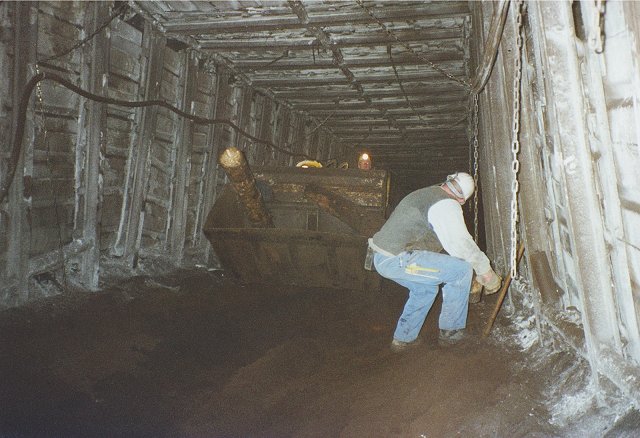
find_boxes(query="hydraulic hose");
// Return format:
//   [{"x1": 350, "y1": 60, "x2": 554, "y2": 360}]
[{"x1": 470, "y1": 0, "x2": 511, "y2": 94}]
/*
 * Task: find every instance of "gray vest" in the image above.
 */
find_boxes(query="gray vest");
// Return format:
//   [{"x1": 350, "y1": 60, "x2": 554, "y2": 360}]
[{"x1": 371, "y1": 185, "x2": 449, "y2": 255}]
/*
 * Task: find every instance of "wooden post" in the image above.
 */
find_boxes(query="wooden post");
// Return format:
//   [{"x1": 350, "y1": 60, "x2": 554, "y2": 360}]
[
  {"x1": 236, "y1": 85, "x2": 253, "y2": 153},
  {"x1": 256, "y1": 97, "x2": 274, "y2": 165},
  {"x1": 119, "y1": 24, "x2": 166, "y2": 266},
  {"x1": 169, "y1": 49, "x2": 197, "y2": 259},
  {"x1": 5, "y1": 2, "x2": 37, "y2": 305},
  {"x1": 277, "y1": 108, "x2": 291, "y2": 166},
  {"x1": 218, "y1": 147, "x2": 273, "y2": 228},
  {"x1": 78, "y1": 1, "x2": 109, "y2": 289},
  {"x1": 198, "y1": 69, "x2": 230, "y2": 264}
]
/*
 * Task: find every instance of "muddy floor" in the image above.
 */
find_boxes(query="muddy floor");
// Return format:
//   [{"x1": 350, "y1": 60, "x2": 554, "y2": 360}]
[{"x1": 0, "y1": 267, "x2": 632, "y2": 437}]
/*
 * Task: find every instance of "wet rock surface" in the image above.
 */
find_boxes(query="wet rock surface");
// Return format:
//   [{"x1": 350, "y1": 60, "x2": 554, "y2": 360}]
[{"x1": 0, "y1": 268, "x2": 630, "y2": 437}]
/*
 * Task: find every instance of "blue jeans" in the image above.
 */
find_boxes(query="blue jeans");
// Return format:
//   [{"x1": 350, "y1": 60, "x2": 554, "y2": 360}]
[{"x1": 374, "y1": 250, "x2": 473, "y2": 342}]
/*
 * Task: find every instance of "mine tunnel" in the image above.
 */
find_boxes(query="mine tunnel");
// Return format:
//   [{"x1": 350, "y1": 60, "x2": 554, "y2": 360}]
[{"x1": 1, "y1": 1, "x2": 640, "y2": 436}]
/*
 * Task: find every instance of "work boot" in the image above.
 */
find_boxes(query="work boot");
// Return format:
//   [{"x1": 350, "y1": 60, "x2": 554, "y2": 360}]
[
  {"x1": 438, "y1": 329, "x2": 465, "y2": 346},
  {"x1": 390, "y1": 337, "x2": 421, "y2": 352}
]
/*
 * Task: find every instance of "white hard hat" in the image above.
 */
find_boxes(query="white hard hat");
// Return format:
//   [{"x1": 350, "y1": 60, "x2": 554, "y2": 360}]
[{"x1": 445, "y1": 172, "x2": 475, "y2": 201}]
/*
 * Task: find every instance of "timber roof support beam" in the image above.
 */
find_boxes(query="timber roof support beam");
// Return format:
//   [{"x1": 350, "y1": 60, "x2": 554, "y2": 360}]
[{"x1": 162, "y1": 4, "x2": 470, "y2": 34}]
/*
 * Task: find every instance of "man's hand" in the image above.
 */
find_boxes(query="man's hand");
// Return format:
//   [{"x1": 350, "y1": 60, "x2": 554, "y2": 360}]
[{"x1": 477, "y1": 269, "x2": 502, "y2": 295}]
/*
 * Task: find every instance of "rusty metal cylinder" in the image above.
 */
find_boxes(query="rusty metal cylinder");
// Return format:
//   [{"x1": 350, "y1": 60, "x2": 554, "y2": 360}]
[{"x1": 219, "y1": 147, "x2": 274, "y2": 228}]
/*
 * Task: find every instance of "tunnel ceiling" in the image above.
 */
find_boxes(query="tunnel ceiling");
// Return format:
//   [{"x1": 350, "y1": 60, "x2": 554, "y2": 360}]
[{"x1": 135, "y1": 0, "x2": 473, "y2": 189}]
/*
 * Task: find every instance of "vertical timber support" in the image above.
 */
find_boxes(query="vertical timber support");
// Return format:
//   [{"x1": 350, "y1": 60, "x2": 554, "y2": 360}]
[
  {"x1": 121, "y1": 24, "x2": 165, "y2": 266},
  {"x1": 169, "y1": 49, "x2": 197, "y2": 260},
  {"x1": 277, "y1": 108, "x2": 291, "y2": 166},
  {"x1": 536, "y1": 2, "x2": 621, "y2": 366},
  {"x1": 237, "y1": 86, "x2": 253, "y2": 154},
  {"x1": 6, "y1": 2, "x2": 37, "y2": 305},
  {"x1": 77, "y1": 1, "x2": 109, "y2": 289},
  {"x1": 290, "y1": 113, "x2": 304, "y2": 166},
  {"x1": 258, "y1": 99, "x2": 276, "y2": 166},
  {"x1": 228, "y1": 83, "x2": 243, "y2": 148},
  {"x1": 475, "y1": 0, "x2": 510, "y2": 272},
  {"x1": 193, "y1": 71, "x2": 219, "y2": 251},
  {"x1": 205, "y1": 72, "x2": 230, "y2": 216},
  {"x1": 198, "y1": 69, "x2": 229, "y2": 264}
]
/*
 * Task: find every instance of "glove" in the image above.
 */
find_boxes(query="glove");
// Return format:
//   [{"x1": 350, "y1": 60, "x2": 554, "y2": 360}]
[{"x1": 477, "y1": 269, "x2": 502, "y2": 295}]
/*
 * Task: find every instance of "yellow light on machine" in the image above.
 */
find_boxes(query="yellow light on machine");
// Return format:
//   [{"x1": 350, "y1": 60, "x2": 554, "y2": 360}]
[
  {"x1": 295, "y1": 160, "x2": 323, "y2": 169},
  {"x1": 358, "y1": 153, "x2": 371, "y2": 170}
]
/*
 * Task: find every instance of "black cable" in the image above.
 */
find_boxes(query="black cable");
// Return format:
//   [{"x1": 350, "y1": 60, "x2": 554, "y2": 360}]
[
  {"x1": 304, "y1": 111, "x2": 337, "y2": 137},
  {"x1": 1, "y1": 71, "x2": 316, "y2": 205},
  {"x1": 388, "y1": 45, "x2": 468, "y2": 129},
  {"x1": 356, "y1": 0, "x2": 469, "y2": 89},
  {"x1": 38, "y1": 3, "x2": 127, "y2": 64},
  {"x1": 243, "y1": 50, "x2": 289, "y2": 74},
  {"x1": 387, "y1": 45, "x2": 428, "y2": 124}
]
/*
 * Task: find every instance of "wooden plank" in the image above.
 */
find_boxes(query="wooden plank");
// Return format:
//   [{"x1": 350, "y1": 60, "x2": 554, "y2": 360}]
[
  {"x1": 274, "y1": 85, "x2": 468, "y2": 99},
  {"x1": 106, "y1": 75, "x2": 141, "y2": 100},
  {"x1": 256, "y1": 95, "x2": 274, "y2": 165},
  {"x1": 249, "y1": 69, "x2": 464, "y2": 87},
  {"x1": 304, "y1": 101, "x2": 466, "y2": 116},
  {"x1": 199, "y1": 35, "x2": 462, "y2": 50},
  {"x1": 276, "y1": 107, "x2": 292, "y2": 166},
  {"x1": 234, "y1": 52, "x2": 463, "y2": 71},
  {"x1": 28, "y1": 238, "x2": 91, "y2": 277},
  {"x1": 291, "y1": 97, "x2": 466, "y2": 112},
  {"x1": 101, "y1": 194, "x2": 123, "y2": 233},
  {"x1": 110, "y1": 46, "x2": 142, "y2": 79},
  {"x1": 291, "y1": 113, "x2": 305, "y2": 163},
  {"x1": 163, "y1": 45, "x2": 183, "y2": 76},
  {"x1": 162, "y1": 3, "x2": 469, "y2": 34}
]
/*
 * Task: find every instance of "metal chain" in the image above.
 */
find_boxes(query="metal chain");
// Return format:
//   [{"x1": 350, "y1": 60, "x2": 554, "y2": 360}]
[
  {"x1": 589, "y1": 0, "x2": 606, "y2": 53},
  {"x1": 472, "y1": 92, "x2": 480, "y2": 243},
  {"x1": 34, "y1": 65, "x2": 49, "y2": 149},
  {"x1": 509, "y1": 0, "x2": 524, "y2": 279},
  {"x1": 354, "y1": 0, "x2": 469, "y2": 88}
]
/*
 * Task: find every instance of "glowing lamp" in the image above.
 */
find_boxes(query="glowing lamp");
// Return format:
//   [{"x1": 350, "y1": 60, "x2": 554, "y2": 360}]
[{"x1": 358, "y1": 153, "x2": 371, "y2": 170}]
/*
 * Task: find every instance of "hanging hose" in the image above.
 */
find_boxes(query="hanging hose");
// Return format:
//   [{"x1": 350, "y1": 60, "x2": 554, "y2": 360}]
[
  {"x1": 470, "y1": 0, "x2": 511, "y2": 94},
  {"x1": 0, "y1": 71, "x2": 316, "y2": 205}
]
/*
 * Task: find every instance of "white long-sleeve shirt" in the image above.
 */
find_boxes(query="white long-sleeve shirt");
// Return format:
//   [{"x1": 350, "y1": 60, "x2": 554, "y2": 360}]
[{"x1": 428, "y1": 198, "x2": 491, "y2": 275}]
